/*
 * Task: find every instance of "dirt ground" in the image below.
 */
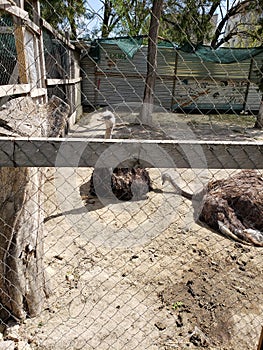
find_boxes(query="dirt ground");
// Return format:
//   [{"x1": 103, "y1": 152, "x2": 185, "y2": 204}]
[{"x1": 12, "y1": 111, "x2": 263, "y2": 349}]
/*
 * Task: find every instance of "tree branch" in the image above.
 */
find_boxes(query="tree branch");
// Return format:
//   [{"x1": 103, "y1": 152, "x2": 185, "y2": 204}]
[
  {"x1": 210, "y1": 0, "x2": 252, "y2": 48},
  {"x1": 208, "y1": 0, "x2": 221, "y2": 18}
]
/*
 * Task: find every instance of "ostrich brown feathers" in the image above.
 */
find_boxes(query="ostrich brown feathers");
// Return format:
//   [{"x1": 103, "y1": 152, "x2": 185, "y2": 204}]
[
  {"x1": 89, "y1": 167, "x2": 153, "y2": 201},
  {"x1": 163, "y1": 170, "x2": 263, "y2": 247},
  {"x1": 89, "y1": 112, "x2": 152, "y2": 201}
]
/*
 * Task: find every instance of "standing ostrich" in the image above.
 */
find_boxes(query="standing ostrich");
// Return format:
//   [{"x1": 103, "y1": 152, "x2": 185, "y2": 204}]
[
  {"x1": 162, "y1": 170, "x2": 263, "y2": 247},
  {"x1": 98, "y1": 111, "x2": 115, "y2": 139},
  {"x1": 89, "y1": 111, "x2": 152, "y2": 201}
]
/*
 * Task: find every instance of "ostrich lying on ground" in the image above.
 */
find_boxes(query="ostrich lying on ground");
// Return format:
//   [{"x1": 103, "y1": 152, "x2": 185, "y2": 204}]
[
  {"x1": 162, "y1": 170, "x2": 263, "y2": 247},
  {"x1": 89, "y1": 111, "x2": 152, "y2": 201}
]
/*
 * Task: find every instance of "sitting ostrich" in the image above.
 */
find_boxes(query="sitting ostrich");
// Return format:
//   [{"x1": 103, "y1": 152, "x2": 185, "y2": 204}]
[
  {"x1": 89, "y1": 111, "x2": 152, "y2": 201},
  {"x1": 162, "y1": 170, "x2": 263, "y2": 247}
]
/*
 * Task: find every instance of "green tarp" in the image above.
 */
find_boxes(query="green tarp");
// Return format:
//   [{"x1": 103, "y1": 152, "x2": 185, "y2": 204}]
[
  {"x1": 91, "y1": 37, "x2": 263, "y2": 64},
  {"x1": 194, "y1": 45, "x2": 263, "y2": 64},
  {"x1": 89, "y1": 37, "x2": 175, "y2": 61},
  {"x1": 99, "y1": 37, "x2": 143, "y2": 59}
]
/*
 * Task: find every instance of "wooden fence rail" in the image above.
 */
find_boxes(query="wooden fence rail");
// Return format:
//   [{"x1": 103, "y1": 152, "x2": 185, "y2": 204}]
[{"x1": 0, "y1": 137, "x2": 262, "y2": 169}]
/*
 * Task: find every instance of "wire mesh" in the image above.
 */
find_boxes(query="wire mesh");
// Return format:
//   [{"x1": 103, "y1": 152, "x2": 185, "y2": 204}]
[
  {"x1": 0, "y1": 1, "x2": 262, "y2": 350},
  {"x1": 0, "y1": 14, "x2": 16, "y2": 86}
]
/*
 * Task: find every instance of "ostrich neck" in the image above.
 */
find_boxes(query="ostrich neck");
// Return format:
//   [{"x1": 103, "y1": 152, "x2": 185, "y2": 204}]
[
  {"x1": 168, "y1": 177, "x2": 206, "y2": 200},
  {"x1": 168, "y1": 177, "x2": 193, "y2": 200}
]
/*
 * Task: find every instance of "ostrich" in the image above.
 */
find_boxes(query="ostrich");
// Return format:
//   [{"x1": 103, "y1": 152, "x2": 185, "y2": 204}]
[
  {"x1": 97, "y1": 110, "x2": 115, "y2": 139},
  {"x1": 162, "y1": 170, "x2": 263, "y2": 247},
  {"x1": 89, "y1": 111, "x2": 152, "y2": 201}
]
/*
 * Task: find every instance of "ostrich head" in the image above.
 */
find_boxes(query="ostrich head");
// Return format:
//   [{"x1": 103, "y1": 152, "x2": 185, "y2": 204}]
[
  {"x1": 161, "y1": 173, "x2": 172, "y2": 185},
  {"x1": 97, "y1": 111, "x2": 116, "y2": 139}
]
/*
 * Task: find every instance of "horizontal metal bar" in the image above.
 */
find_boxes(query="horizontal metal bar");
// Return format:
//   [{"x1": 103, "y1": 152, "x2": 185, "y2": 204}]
[{"x1": 0, "y1": 137, "x2": 262, "y2": 169}]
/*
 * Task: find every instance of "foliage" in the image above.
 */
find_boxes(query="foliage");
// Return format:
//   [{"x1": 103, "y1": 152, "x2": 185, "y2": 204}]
[
  {"x1": 38, "y1": 0, "x2": 152, "y2": 39},
  {"x1": 84, "y1": 0, "x2": 152, "y2": 38},
  {"x1": 98, "y1": 0, "x2": 119, "y2": 37},
  {"x1": 161, "y1": 0, "x2": 219, "y2": 47},
  {"x1": 161, "y1": 0, "x2": 263, "y2": 49},
  {"x1": 112, "y1": 0, "x2": 152, "y2": 36},
  {"x1": 39, "y1": 0, "x2": 86, "y2": 38},
  {"x1": 39, "y1": 1, "x2": 263, "y2": 48}
]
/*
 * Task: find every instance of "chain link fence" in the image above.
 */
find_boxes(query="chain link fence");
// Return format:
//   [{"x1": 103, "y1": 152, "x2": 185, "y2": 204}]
[{"x1": 0, "y1": 1, "x2": 263, "y2": 349}]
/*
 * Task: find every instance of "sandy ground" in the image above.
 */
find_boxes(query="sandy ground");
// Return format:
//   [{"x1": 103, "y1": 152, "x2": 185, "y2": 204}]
[{"x1": 12, "y1": 111, "x2": 263, "y2": 349}]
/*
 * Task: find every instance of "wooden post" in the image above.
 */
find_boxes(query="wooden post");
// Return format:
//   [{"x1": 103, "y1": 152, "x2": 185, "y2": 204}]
[
  {"x1": 13, "y1": 0, "x2": 47, "y2": 103},
  {"x1": 13, "y1": 0, "x2": 28, "y2": 84},
  {"x1": 139, "y1": 0, "x2": 164, "y2": 125},
  {"x1": 95, "y1": 66, "x2": 99, "y2": 107},
  {"x1": 13, "y1": 24, "x2": 29, "y2": 84},
  {"x1": 65, "y1": 33, "x2": 73, "y2": 114},
  {"x1": 30, "y1": 0, "x2": 47, "y2": 103},
  {"x1": 243, "y1": 58, "x2": 253, "y2": 112},
  {"x1": 170, "y1": 50, "x2": 178, "y2": 110}
]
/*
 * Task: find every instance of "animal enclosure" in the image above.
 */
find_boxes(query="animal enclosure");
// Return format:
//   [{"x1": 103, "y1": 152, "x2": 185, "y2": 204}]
[
  {"x1": 0, "y1": 1, "x2": 263, "y2": 350},
  {"x1": 81, "y1": 38, "x2": 263, "y2": 113}
]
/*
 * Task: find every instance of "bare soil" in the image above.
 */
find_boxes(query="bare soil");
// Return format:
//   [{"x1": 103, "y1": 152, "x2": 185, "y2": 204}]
[{"x1": 13, "y1": 112, "x2": 263, "y2": 349}]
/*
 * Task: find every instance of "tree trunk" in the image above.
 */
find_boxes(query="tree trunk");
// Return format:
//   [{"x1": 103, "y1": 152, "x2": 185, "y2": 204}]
[
  {"x1": 254, "y1": 96, "x2": 263, "y2": 129},
  {"x1": 139, "y1": 0, "x2": 163, "y2": 126},
  {"x1": 101, "y1": 0, "x2": 112, "y2": 37},
  {"x1": 0, "y1": 96, "x2": 69, "y2": 320}
]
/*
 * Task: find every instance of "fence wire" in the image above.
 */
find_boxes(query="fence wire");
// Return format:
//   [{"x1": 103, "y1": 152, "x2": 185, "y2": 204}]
[{"x1": 0, "y1": 1, "x2": 263, "y2": 350}]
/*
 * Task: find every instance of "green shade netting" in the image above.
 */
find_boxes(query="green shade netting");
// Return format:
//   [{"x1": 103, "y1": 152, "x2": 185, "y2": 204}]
[
  {"x1": 99, "y1": 37, "x2": 143, "y2": 58},
  {"x1": 91, "y1": 37, "x2": 263, "y2": 64},
  {"x1": 192, "y1": 45, "x2": 263, "y2": 63},
  {"x1": 97, "y1": 38, "x2": 175, "y2": 58},
  {"x1": 157, "y1": 40, "x2": 177, "y2": 48}
]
